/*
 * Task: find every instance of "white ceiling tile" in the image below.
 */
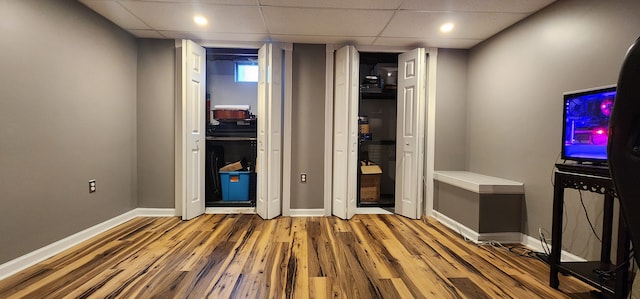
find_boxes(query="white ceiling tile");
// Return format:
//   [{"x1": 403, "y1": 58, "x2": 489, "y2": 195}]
[
  {"x1": 130, "y1": 0, "x2": 257, "y2": 4},
  {"x1": 128, "y1": 29, "x2": 166, "y2": 38},
  {"x1": 262, "y1": 7, "x2": 393, "y2": 36},
  {"x1": 259, "y1": 0, "x2": 403, "y2": 9},
  {"x1": 79, "y1": 0, "x2": 150, "y2": 30},
  {"x1": 270, "y1": 34, "x2": 376, "y2": 45},
  {"x1": 159, "y1": 31, "x2": 269, "y2": 42},
  {"x1": 80, "y1": 0, "x2": 555, "y2": 49},
  {"x1": 382, "y1": 11, "x2": 527, "y2": 40},
  {"x1": 374, "y1": 37, "x2": 481, "y2": 49},
  {"x1": 400, "y1": 0, "x2": 555, "y2": 13},
  {"x1": 118, "y1": 1, "x2": 267, "y2": 33}
]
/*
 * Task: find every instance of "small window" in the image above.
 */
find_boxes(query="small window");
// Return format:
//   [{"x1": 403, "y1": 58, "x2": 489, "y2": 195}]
[{"x1": 235, "y1": 62, "x2": 258, "y2": 83}]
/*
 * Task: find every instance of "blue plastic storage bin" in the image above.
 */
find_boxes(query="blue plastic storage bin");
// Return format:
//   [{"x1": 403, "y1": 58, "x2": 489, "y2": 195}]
[{"x1": 220, "y1": 171, "x2": 250, "y2": 201}]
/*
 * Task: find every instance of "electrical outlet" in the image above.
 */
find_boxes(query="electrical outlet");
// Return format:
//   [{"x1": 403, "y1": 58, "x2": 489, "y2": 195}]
[
  {"x1": 89, "y1": 180, "x2": 96, "y2": 193},
  {"x1": 301, "y1": 173, "x2": 307, "y2": 182}
]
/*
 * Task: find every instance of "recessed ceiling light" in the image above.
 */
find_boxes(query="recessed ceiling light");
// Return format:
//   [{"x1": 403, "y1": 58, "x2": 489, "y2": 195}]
[
  {"x1": 194, "y1": 15, "x2": 208, "y2": 26},
  {"x1": 440, "y1": 22, "x2": 455, "y2": 33}
]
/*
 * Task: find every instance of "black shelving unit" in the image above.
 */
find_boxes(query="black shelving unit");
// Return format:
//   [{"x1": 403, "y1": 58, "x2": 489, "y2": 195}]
[
  {"x1": 357, "y1": 94, "x2": 397, "y2": 207},
  {"x1": 360, "y1": 89, "x2": 397, "y2": 100},
  {"x1": 549, "y1": 163, "x2": 632, "y2": 298},
  {"x1": 205, "y1": 136, "x2": 257, "y2": 207}
]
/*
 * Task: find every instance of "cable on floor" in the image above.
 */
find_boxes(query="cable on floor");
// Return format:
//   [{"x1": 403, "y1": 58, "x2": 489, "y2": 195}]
[{"x1": 539, "y1": 227, "x2": 552, "y2": 256}]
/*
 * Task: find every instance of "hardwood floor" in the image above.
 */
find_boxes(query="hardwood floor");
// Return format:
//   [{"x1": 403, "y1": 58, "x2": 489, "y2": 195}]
[{"x1": 0, "y1": 214, "x2": 596, "y2": 298}]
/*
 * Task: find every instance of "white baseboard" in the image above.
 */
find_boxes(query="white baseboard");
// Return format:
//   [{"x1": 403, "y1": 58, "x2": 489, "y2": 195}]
[
  {"x1": 431, "y1": 210, "x2": 586, "y2": 262},
  {"x1": 205, "y1": 207, "x2": 256, "y2": 214},
  {"x1": 134, "y1": 208, "x2": 179, "y2": 217},
  {"x1": 521, "y1": 234, "x2": 586, "y2": 262},
  {"x1": 289, "y1": 209, "x2": 325, "y2": 217},
  {"x1": 0, "y1": 208, "x2": 175, "y2": 281},
  {"x1": 355, "y1": 207, "x2": 394, "y2": 215},
  {"x1": 136, "y1": 208, "x2": 177, "y2": 217},
  {"x1": 432, "y1": 210, "x2": 522, "y2": 243}
]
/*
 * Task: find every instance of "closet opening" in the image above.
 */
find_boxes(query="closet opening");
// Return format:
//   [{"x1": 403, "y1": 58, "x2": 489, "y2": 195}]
[
  {"x1": 358, "y1": 52, "x2": 399, "y2": 208},
  {"x1": 205, "y1": 48, "x2": 258, "y2": 208}
]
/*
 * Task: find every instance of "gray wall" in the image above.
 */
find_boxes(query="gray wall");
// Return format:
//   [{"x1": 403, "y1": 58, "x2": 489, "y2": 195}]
[
  {"x1": 137, "y1": 39, "x2": 176, "y2": 208},
  {"x1": 207, "y1": 60, "x2": 258, "y2": 115},
  {"x1": 0, "y1": 0, "x2": 137, "y2": 264},
  {"x1": 290, "y1": 44, "x2": 326, "y2": 209},
  {"x1": 467, "y1": 0, "x2": 640, "y2": 259},
  {"x1": 434, "y1": 49, "x2": 469, "y2": 171}
]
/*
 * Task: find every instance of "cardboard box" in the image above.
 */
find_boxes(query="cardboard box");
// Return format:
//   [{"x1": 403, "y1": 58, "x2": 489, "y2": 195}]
[
  {"x1": 360, "y1": 164, "x2": 382, "y2": 202},
  {"x1": 220, "y1": 161, "x2": 243, "y2": 172}
]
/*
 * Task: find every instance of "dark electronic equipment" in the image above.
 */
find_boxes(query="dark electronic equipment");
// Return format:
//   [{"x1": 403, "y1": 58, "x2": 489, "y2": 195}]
[
  {"x1": 208, "y1": 119, "x2": 257, "y2": 138},
  {"x1": 562, "y1": 85, "x2": 616, "y2": 164},
  {"x1": 608, "y1": 36, "x2": 640, "y2": 268}
]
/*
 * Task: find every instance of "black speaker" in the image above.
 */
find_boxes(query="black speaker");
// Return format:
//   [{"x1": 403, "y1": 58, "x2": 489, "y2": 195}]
[{"x1": 608, "y1": 36, "x2": 640, "y2": 266}]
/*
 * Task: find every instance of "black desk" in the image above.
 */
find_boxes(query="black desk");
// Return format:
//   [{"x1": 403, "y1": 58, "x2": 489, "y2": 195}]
[{"x1": 550, "y1": 163, "x2": 631, "y2": 298}]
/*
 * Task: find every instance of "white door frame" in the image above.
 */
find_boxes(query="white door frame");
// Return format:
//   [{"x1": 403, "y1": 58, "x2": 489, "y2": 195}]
[
  {"x1": 174, "y1": 40, "x2": 293, "y2": 217},
  {"x1": 323, "y1": 45, "x2": 335, "y2": 216},
  {"x1": 324, "y1": 44, "x2": 438, "y2": 218},
  {"x1": 424, "y1": 48, "x2": 438, "y2": 218}
]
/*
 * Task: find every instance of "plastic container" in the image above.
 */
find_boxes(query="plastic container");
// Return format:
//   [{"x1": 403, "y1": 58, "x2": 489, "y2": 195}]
[{"x1": 220, "y1": 171, "x2": 250, "y2": 201}]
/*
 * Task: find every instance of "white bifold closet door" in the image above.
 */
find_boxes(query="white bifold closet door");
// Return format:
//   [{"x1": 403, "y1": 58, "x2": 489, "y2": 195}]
[
  {"x1": 395, "y1": 48, "x2": 426, "y2": 220},
  {"x1": 332, "y1": 45, "x2": 359, "y2": 220},
  {"x1": 256, "y1": 43, "x2": 283, "y2": 220},
  {"x1": 179, "y1": 39, "x2": 206, "y2": 220}
]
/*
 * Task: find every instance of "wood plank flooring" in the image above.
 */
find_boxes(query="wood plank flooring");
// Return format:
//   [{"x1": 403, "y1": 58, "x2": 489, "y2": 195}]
[{"x1": 0, "y1": 214, "x2": 596, "y2": 298}]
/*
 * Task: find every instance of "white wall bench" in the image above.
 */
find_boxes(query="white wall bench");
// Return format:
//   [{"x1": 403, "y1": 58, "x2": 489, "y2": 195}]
[{"x1": 433, "y1": 171, "x2": 525, "y2": 243}]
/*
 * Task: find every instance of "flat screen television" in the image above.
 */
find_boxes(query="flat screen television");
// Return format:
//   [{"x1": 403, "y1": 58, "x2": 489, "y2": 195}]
[{"x1": 561, "y1": 85, "x2": 616, "y2": 164}]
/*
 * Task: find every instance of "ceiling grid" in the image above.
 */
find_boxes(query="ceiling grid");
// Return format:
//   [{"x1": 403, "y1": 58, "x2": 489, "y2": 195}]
[{"x1": 79, "y1": 0, "x2": 555, "y2": 48}]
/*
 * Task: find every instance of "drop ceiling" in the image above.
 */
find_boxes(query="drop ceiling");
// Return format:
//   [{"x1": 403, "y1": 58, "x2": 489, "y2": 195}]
[{"x1": 79, "y1": 0, "x2": 555, "y2": 49}]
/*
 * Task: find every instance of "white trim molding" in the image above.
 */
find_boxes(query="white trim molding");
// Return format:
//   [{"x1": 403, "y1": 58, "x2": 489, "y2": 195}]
[
  {"x1": 432, "y1": 210, "x2": 521, "y2": 243},
  {"x1": 136, "y1": 208, "x2": 178, "y2": 217},
  {"x1": 355, "y1": 207, "x2": 394, "y2": 215},
  {"x1": 431, "y1": 211, "x2": 586, "y2": 262},
  {"x1": 196, "y1": 40, "x2": 264, "y2": 49},
  {"x1": 282, "y1": 43, "x2": 293, "y2": 217},
  {"x1": 324, "y1": 44, "x2": 336, "y2": 216},
  {"x1": 424, "y1": 48, "x2": 438, "y2": 218},
  {"x1": 0, "y1": 208, "x2": 176, "y2": 281},
  {"x1": 289, "y1": 209, "x2": 326, "y2": 217},
  {"x1": 520, "y1": 234, "x2": 586, "y2": 262},
  {"x1": 205, "y1": 207, "x2": 256, "y2": 214}
]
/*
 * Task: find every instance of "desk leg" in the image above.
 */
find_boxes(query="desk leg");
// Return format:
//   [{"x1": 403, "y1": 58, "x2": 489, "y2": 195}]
[
  {"x1": 601, "y1": 193, "x2": 614, "y2": 264},
  {"x1": 550, "y1": 172, "x2": 564, "y2": 289},
  {"x1": 615, "y1": 216, "x2": 630, "y2": 299}
]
